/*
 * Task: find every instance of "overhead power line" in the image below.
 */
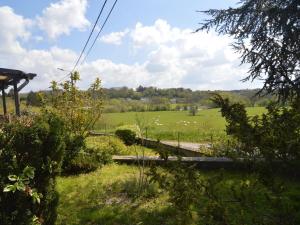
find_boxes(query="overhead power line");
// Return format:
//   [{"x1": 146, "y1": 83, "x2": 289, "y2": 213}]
[
  {"x1": 70, "y1": 0, "x2": 109, "y2": 75},
  {"x1": 80, "y1": 0, "x2": 119, "y2": 65}
]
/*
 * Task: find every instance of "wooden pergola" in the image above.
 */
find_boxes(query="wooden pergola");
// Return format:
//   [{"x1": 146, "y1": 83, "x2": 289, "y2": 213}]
[{"x1": 0, "y1": 68, "x2": 36, "y2": 116}]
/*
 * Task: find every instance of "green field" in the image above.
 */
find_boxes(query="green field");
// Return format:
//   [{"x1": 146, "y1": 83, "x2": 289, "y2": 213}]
[{"x1": 95, "y1": 107, "x2": 266, "y2": 143}]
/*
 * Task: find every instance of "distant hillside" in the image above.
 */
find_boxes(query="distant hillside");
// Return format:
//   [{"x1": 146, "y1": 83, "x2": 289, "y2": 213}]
[{"x1": 23, "y1": 86, "x2": 275, "y2": 113}]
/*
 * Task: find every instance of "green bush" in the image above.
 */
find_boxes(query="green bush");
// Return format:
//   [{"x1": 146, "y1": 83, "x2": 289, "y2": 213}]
[
  {"x1": 49, "y1": 74, "x2": 103, "y2": 174},
  {"x1": 62, "y1": 134, "x2": 85, "y2": 171},
  {"x1": 213, "y1": 95, "x2": 300, "y2": 163},
  {"x1": 65, "y1": 137, "x2": 129, "y2": 174},
  {"x1": 87, "y1": 136, "x2": 129, "y2": 154},
  {"x1": 63, "y1": 150, "x2": 104, "y2": 174},
  {"x1": 0, "y1": 112, "x2": 65, "y2": 225},
  {"x1": 115, "y1": 129, "x2": 136, "y2": 145},
  {"x1": 115, "y1": 125, "x2": 140, "y2": 145}
]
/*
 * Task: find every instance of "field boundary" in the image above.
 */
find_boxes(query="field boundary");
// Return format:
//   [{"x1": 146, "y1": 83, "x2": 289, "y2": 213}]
[
  {"x1": 137, "y1": 138, "x2": 204, "y2": 157},
  {"x1": 113, "y1": 155, "x2": 245, "y2": 169},
  {"x1": 89, "y1": 131, "x2": 205, "y2": 157}
]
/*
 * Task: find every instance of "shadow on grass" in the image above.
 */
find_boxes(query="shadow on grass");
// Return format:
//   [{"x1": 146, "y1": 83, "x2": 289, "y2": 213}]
[
  {"x1": 57, "y1": 176, "x2": 179, "y2": 225},
  {"x1": 77, "y1": 204, "x2": 177, "y2": 225}
]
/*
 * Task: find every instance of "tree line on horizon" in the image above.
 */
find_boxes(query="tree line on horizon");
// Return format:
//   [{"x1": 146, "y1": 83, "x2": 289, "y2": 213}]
[{"x1": 23, "y1": 86, "x2": 275, "y2": 113}]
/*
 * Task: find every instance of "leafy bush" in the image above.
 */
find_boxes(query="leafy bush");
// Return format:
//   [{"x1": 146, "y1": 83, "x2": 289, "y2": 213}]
[
  {"x1": 26, "y1": 91, "x2": 43, "y2": 107},
  {"x1": 213, "y1": 95, "x2": 300, "y2": 163},
  {"x1": 149, "y1": 161, "x2": 300, "y2": 225},
  {"x1": 115, "y1": 129, "x2": 136, "y2": 145},
  {"x1": 63, "y1": 150, "x2": 106, "y2": 174},
  {"x1": 87, "y1": 136, "x2": 129, "y2": 155},
  {"x1": 62, "y1": 134, "x2": 85, "y2": 171},
  {"x1": 49, "y1": 74, "x2": 103, "y2": 171},
  {"x1": 115, "y1": 125, "x2": 140, "y2": 145},
  {"x1": 65, "y1": 137, "x2": 129, "y2": 174},
  {"x1": 0, "y1": 112, "x2": 65, "y2": 225}
]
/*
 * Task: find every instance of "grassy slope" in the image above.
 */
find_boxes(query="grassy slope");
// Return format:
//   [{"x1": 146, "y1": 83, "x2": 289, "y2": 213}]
[
  {"x1": 56, "y1": 164, "x2": 173, "y2": 225},
  {"x1": 56, "y1": 164, "x2": 300, "y2": 225},
  {"x1": 95, "y1": 107, "x2": 266, "y2": 143}
]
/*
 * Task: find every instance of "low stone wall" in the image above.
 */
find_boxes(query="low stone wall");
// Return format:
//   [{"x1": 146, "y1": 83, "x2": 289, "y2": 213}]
[
  {"x1": 113, "y1": 155, "x2": 246, "y2": 170},
  {"x1": 88, "y1": 131, "x2": 115, "y2": 137},
  {"x1": 88, "y1": 132, "x2": 203, "y2": 157},
  {"x1": 137, "y1": 138, "x2": 203, "y2": 157}
]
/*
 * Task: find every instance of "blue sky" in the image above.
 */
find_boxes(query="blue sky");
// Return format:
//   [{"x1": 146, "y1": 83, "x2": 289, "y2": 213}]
[{"x1": 0, "y1": 0, "x2": 261, "y2": 91}]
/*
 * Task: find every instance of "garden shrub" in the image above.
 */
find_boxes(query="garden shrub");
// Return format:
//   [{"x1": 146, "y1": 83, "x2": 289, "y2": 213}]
[
  {"x1": 149, "y1": 161, "x2": 300, "y2": 225},
  {"x1": 108, "y1": 138, "x2": 127, "y2": 154},
  {"x1": 62, "y1": 134, "x2": 85, "y2": 171},
  {"x1": 63, "y1": 151, "x2": 103, "y2": 174},
  {"x1": 0, "y1": 112, "x2": 65, "y2": 225},
  {"x1": 49, "y1": 74, "x2": 103, "y2": 173},
  {"x1": 87, "y1": 136, "x2": 129, "y2": 155},
  {"x1": 115, "y1": 129, "x2": 136, "y2": 145},
  {"x1": 64, "y1": 137, "x2": 129, "y2": 174},
  {"x1": 213, "y1": 95, "x2": 300, "y2": 164},
  {"x1": 115, "y1": 125, "x2": 141, "y2": 145},
  {"x1": 86, "y1": 147, "x2": 113, "y2": 165}
]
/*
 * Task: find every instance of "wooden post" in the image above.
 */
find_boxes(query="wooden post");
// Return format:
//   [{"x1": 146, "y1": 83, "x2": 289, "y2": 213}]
[
  {"x1": 2, "y1": 88, "x2": 7, "y2": 115},
  {"x1": 13, "y1": 80, "x2": 20, "y2": 116}
]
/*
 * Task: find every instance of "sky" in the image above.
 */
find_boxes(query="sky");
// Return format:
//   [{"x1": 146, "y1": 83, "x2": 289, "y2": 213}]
[{"x1": 0, "y1": 0, "x2": 262, "y2": 92}]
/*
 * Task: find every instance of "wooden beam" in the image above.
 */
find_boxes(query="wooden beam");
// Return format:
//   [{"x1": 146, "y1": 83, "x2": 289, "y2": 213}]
[
  {"x1": 13, "y1": 80, "x2": 20, "y2": 116},
  {"x1": 2, "y1": 88, "x2": 7, "y2": 115}
]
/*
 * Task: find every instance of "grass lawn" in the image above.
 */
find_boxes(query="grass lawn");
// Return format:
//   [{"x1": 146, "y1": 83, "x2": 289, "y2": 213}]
[
  {"x1": 56, "y1": 163, "x2": 300, "y2": 225},
  {"x1": 56, "y1": 164, "x2": 173, "y2": 225},
  {"x1": 95, "y1": 107, "x2": 266, "y2": 143}
]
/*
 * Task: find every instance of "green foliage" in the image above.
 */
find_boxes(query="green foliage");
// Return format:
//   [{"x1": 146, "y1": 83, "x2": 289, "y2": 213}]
[
  {"x1": 62, "y1": 134, "x2": 85, "y2": 171},
  {"x1": 96, "y1": 138, "x2": 128, "y2": 155},
  {"x1": 115, "y1": 129, "x2": 136, "y2": 145},
  {"x1": 94, "y1": 86, "x2": 276, "y2": 113},
  {"x1": 115, "y1": 125, "x2": 140, "y2": 145},
  {"x1": 4, "y1": 166, "x2": 43, "y2": 208},
  {"x1": 149, "y1": 162, "x2": 300, "y2": 225},
  {"x1": 213, "y1": 94, "x2": 300, "y2": 162},
  {"x1": 86, "y1": 136, "x2": 127, "y2": 154},
  {"x1": 50, "y1": 73, "x2": 102, "y2": 137},
  {"x1": 26, "y1": 91, "x2": 43, "y2": 107},
  {"x1": 56, "y1": 164, "x2": 175, "y2": 225},
  {"x1": 63, "y1": 149, "x2": 109, "y2": 174},
  {"x1": 86, "y1": 136, "x2": 157, "y2": 156},
  {"x1": 0, "y1": 112, "x2": 65, "y2": 225},
  {"x1": 49, "y1": 73, "x2": 103, "y2": 171},
  {"x1": 54, "y1": 163, "x2": 300, "y2": 225},
  {"x1": 199, "y1": 0, "x2": 300, "y2": 101},
  {"x1": 65, "y1": 136, "x2": 148, "y2": 174}
]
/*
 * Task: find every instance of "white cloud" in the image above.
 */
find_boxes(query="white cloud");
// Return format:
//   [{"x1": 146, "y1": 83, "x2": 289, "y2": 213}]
[
  {"x1": 0, "y1": 12, "x2": 261, "y2": 91},
  {"x1": 100, "y1": 29, "x2": 129, "y2": 45},
  {"x1": 0, "y1": 6, "x2": 32, "y2": 54},
  {"x1": 131, "y1": 19, "x2": 186, "y2": 47},
  {"x1": 126, "y1": 19, "x2": 254, "y2": 90},
  {"x1": 37, "y1": 0, "x2": 90, "y2": 39}
]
